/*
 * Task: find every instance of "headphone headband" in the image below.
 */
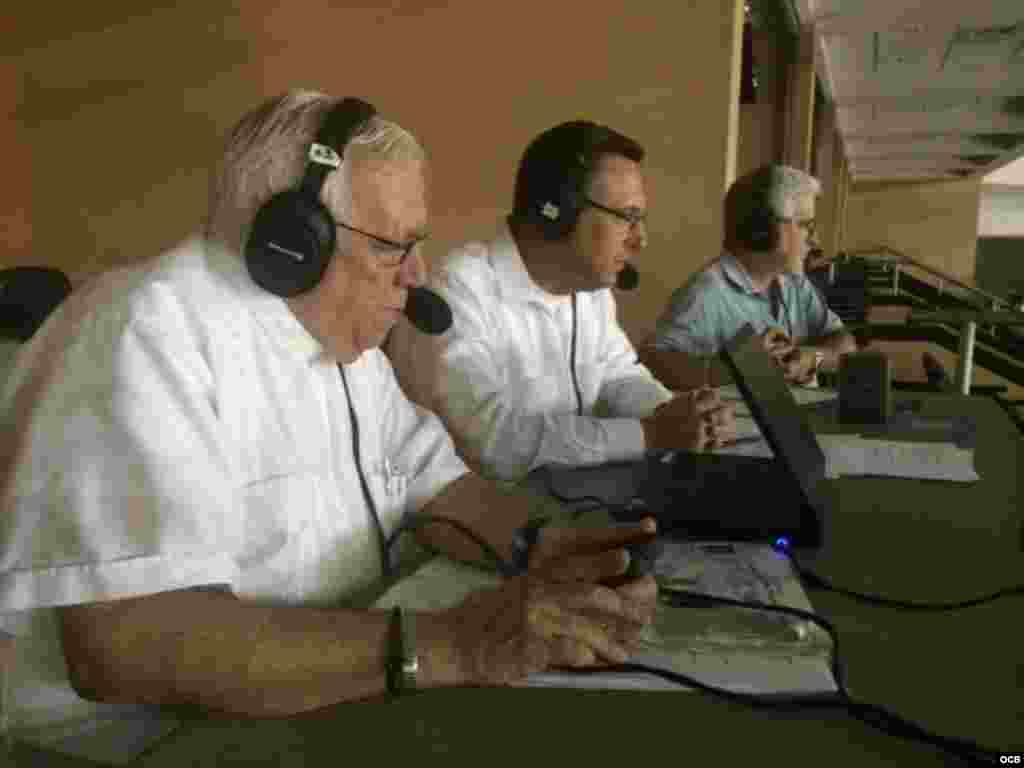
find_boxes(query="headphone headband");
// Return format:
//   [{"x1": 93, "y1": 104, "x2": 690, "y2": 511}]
[
  {"x1": 245, "y1": 96, "x2": 379, "y2": 297},
  {"x1": 299, "y1": 97, "x2": 377, "y2": 198}
]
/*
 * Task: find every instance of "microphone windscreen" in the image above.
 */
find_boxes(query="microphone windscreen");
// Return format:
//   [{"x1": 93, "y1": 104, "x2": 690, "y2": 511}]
[
  {"x1": 404, "y1": 286, "x2": 453, "y2": 335},
  {"x1": 615, "y1": 263, "x2": 639, "y2": 291}
]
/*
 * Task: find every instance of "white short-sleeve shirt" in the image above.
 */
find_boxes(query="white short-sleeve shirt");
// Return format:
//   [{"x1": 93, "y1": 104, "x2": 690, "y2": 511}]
[{"x1": 0, "y1": 238, "x2": 468, "y2": 762}]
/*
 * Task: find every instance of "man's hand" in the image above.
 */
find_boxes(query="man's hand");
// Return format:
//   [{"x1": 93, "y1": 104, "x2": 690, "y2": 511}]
[
  {"x1": 780, "y1": 347, "x2": 819, "y2": 384},
  {"x1": 445, "y1": 520, "x2": 659, "y2": 684},
  {"x1": 761, "y1": 327, "x2": 793, "y2": 364},
  {"x1": 642, "y1": 389, "x2": 736, "y2": 452}
]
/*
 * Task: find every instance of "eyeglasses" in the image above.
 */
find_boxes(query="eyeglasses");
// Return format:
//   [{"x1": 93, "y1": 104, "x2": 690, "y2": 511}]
[
  {"x1": 582, "y1": 196, "x2": 647, "y2": 231},
  {"x1": 336, "y1": 221, "x2": 427, "y2": 266},
  {"x1": 782, "y1": 217, "x2": 816, "y2": 238}
]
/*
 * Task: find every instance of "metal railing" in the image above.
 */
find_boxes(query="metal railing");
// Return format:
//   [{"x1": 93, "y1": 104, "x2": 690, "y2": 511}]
[
  {"x1": 845, "y1": 245, "x2": 1018, "y2": 313},
  {"x1": 840, "y1": 246, "x2": 1024, "y2": 394}
]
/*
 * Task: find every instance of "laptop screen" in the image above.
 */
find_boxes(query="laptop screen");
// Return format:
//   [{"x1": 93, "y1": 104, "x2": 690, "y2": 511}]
[{"x1": 720, "y1": 323, "x2": 827, "y2": 509}]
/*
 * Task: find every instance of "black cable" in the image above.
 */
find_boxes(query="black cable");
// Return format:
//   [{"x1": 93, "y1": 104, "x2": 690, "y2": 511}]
[
  {"x1": 570, "y1": 293, "x2": 583, "y2": 417},
  {"x1": 780, "y1": 549, "x2": 1024, "y2": 611},
  {"x1": 339, "y1": 364, "x2": 392, "y2": 580},
  {"x1": 561, "y1": 592, "x2": 1014, "y2": 765},
  {"x1": 386, "y1": 513, "x2": 516, "y2": 577},
  {"x1": 539, "y1": 460, "x2": 644, "y2": 519}
]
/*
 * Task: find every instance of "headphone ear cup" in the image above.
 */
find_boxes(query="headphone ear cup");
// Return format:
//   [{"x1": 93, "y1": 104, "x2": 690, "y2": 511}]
[
  {"x1": 537, "y1": 167, "x2": 585, "y2": 241},
  {"x1": 245, "y1": 191, "x2": 335, "y2": 297},
  {"x1": 742, "y1": 206, "x2": 777, "y2": 252}
]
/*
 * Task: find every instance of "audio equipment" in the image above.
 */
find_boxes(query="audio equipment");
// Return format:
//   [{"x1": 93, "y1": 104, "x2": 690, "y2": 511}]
[
  {"x1": 839, "y1": 350, "x2": 892, "y2": 425},
  {"x1": 615, "y1": 262, "x2": 639, "y2": 291},
  {"x1": 532, "y1": 123, "x2": 598, "y2": 241},
  {"x1": 518, "y1": 121, "x2": 643, "y2": 242},
  {"x1": 404, "y1": 286, "x2": 453, "y2": 335},
  {"x1": 242, "y1": 97, "x2": 454, "y2": 337},
  {"x1": 737, "y1": 165, "x2": 780, "y2": 253},
  {"x1": 0, "y1": 267, "x2": 72, "y2": 341},
  {"x1": 245, "y1": 97, "x2": 377, "y2": 298}
]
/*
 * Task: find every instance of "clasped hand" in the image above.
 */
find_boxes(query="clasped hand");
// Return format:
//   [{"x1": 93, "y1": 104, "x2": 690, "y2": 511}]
[
  {"x1": 448, "y1": 519, "x2": 658, "y2": 685},
  {"x1": 644, "y1": 388, "x2": 736, "y2": 452},
  {"x1": 762, "y1": 328, "x2": 817, "y2": 384}
]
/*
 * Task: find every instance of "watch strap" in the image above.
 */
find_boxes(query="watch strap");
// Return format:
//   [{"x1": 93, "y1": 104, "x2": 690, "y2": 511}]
[
  {"x1": 509, "y1": 517, "x2": 550, "y2": 576},
  {"x1": 386, "y1": 605, "x2": 418, "y2": 694}
]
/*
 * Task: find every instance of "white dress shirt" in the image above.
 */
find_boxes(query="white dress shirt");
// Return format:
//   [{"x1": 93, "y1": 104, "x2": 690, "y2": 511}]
[
  {"x1": 388, "y1": 223, "x2": 672, "y2": 481},
  {"x1": 0, "y1": 238, "x2": 468, "y2": 763}
]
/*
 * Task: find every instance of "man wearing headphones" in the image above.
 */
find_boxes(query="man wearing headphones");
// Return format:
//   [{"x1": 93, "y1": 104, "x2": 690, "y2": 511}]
[
  {"x1": 388, "y1": 121, "x2": 735, "y2": 482},
  {"x1": 0, "y1": 93, "x2": 656, "y2": 762},
  {"x1": 642, "y1": 164, "x2": 857, "y2": 391}
]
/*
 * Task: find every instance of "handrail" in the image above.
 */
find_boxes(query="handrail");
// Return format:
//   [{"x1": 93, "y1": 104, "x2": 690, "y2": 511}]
[
  {"x1": 844, "y1": 245, "x2": 1013, "y2": 310},
  {"x1": 837, "y1": 248, "x2": 1024, "y2": 394}
]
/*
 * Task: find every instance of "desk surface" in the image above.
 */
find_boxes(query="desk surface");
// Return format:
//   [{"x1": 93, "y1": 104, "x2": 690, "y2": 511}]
[{"x1": 12, "y1": 394, "x2": 1023, "y2": 768}]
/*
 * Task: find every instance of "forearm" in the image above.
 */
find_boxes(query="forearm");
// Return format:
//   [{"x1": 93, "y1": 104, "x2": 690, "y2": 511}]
[
  {"x1": 417, "y1": 472, "x2": 533, "y2": 568},
  {"x1": 638, "y1": 346, "x2": 732, "y2": 391},
  {"x1": 59, "y1": 587, "x2": 464, "y2": 718},
  {"x1": 445, "y1": 393, "x2": 643, "y2": 481}
]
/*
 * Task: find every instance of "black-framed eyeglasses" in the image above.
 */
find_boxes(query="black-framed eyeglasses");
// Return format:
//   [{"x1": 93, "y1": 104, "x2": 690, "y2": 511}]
[
  {"x1": 582, "y1": 196, "x2": 647, "y2": 231},
  {"x1": 336, "y1": 220, "x2": 427, "y2": 266},
  {"x1": 781, "y1": 217, "x2": 816, "y2": 238}
]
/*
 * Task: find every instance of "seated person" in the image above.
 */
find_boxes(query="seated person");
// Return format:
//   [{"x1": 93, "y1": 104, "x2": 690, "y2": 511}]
[
  {"x1": 0, "y1": 92, "x2": 656, "y2": 762},
  {"x1": 641, "y1": 164, "x2": 857, "y2": 390},
  {"x1": 387, "y1": 121, "x2": 734, "y2": 481}
]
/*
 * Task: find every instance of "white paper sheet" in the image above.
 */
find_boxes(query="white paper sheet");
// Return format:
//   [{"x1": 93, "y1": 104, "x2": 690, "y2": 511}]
[{"x1": 816, "y1": 435, "x2": 979, "y2": 482}]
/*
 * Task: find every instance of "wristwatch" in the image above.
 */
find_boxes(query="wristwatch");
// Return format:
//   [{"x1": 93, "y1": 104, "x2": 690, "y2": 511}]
[
  {"x1": 509, "y1": 517, "x2": 550, "y2": 576},
  {"x1": 806, "y1": 350, "x2": 826, "y2": 387},
  {"x1": 386, "y1": 605, "x2": 418, "y2": 694}
]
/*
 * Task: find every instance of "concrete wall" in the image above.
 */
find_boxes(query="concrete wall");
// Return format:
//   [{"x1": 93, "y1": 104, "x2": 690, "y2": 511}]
[
  {"x1": 843, "y1": 178, "x2": 982, "y2": 283},
  {"x1": 2, "y1": 0, "x2": 746, "y2": 343}
]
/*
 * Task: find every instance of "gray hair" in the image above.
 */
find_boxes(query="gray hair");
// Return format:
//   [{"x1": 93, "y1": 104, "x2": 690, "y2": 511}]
[
  {"x1": 204, "y1": 90, "x2": 425, "y2": 256},
  {"x1": 723, "y1": 164, "x2": 821, "y2": 251},
  {"x1": 761, "y1": 165, "x2": 821, "y2": 219}
]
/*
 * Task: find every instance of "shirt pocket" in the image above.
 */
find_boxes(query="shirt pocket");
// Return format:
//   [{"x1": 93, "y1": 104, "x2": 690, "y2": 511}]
[{"x1": 235, "y1": 471, "x2": 318, "y2": 602}]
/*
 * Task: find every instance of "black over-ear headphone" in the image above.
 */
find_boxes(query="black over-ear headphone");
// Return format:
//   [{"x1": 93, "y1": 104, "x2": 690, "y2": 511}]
[
  {"x1": 737, "y1": 164, "x2": 781, "y2": 253},
  {"x1": 245, "y1": 98, "x2": 377, "y2": 297},
  {"x1": 521, "y1": 122, "x2": 614, "y2": 242},
  {"x1": 535, "y1": 152, "x2": 589, "y2": 241}
]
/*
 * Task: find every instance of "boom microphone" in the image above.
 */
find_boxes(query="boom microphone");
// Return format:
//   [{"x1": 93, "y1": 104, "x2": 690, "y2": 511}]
[
  {"x1": 615, "y1": 262, "x2": 639, "y2": 291},
  {"x1": 404, "y1": 286, "x2": 453, "y2": 335}
]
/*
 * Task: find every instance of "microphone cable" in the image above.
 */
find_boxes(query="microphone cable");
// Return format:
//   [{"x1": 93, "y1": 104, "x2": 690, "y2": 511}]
[
  {"x1": 777, "y1": 546, "x2": 1024, "y2": 612},
  {"x1": 381, "y1": 512, "x2": 1017, "y2": 764},
  {"x1": 570, "y1": 293, "x2": 583, "y2": 417}
]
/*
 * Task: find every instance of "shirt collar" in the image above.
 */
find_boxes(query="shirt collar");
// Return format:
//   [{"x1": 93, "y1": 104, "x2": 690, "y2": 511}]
[
  {"x1": 720, "y1": 250, "x2": 766, "y2": 297},
  {"x1": 203, "y1": 239, "x2": 325, "y2": 365},
  {"x1": 491, "y1": 220, "x2": 570, "y2": 308}
]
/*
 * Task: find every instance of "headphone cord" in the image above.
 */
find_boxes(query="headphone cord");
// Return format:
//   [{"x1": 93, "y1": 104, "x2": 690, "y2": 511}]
[
  {"x1": 570, "y1": 293, "x2": 583, "y2": 417},
  {"x1": 339, "y1": 364, "x2": 392, "y2": 581}
]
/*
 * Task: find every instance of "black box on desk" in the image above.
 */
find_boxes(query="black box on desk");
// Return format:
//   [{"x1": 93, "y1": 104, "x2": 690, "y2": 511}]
[{"x1": 839, "y1": 350, "x2": 891, "y2": 425}]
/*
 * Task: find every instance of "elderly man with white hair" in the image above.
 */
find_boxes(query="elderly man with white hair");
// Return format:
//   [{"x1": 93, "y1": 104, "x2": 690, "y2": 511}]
[
  {"x1": 0, "y1": 91, "x2": 657, "y2": 764},
  {"x1": 641, "y1": 164, "x2": 857, "y2": 390}
]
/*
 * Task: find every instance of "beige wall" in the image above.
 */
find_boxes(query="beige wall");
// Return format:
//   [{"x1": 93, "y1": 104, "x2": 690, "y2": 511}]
[
  {"x1": 842, "y1": 178, "x2": 982, "y2": 283},
  {"x1": 2, "y1": 0, "x2": 745, "y2": 344}
]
